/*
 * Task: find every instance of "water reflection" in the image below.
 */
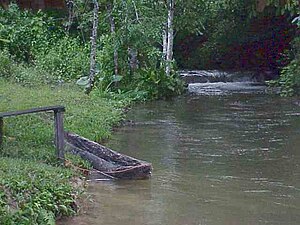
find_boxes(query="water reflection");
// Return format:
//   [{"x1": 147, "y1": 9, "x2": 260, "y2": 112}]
[{"x1": 59, "y1": 94, "x2": 300, "y2": 225}]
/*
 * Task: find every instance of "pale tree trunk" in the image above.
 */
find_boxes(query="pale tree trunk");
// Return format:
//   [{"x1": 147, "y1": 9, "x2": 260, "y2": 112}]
[
  {"x1": 86, "y1": 0, "x2": 99, "y2": 94},
  {"x1": 107, "y1": 3, "x2": 119, "y2": 75},
  {"x1": 127, "y1": 1, "x2": 138, "y2": 74},
  {"x1": 165, "y1": 0, "x2": 175, "y2": 76},
  {"x1": 128, "y1": 47, "x2": 138, "y2": 73},
  {"x1": 162, "y1": 26, "x2": 168, "y2": 60},
  {"x1": 66, "y1": 0, "x2": 74, "y2": 33}
]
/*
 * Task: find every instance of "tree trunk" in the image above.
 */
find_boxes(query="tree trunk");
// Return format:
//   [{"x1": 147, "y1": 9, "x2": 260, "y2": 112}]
[
  {"x1": 165, "y1": 0, "x2": 175, "y2": 76},
  {"x1": 33, "y1": 0, "x2": 45, "y2": 10},
  {"x1": 107, "y1": 3, "x2": 119, "y2": 75},
  {"x1": 66, "y1": 0, "x2": 74, "y2": 33},
  {"x1": 128, "y1": 47, "x2": 138, "y2": 73},
  {"x1": 86, "y1": 0, "x2": 99, "y2": 94},
  {"x1": 162, "y1": 25, "x2": 168, "y2": 61},
  {"x1": 0, "y1": 0, "x2": 9, "y2": 9}
]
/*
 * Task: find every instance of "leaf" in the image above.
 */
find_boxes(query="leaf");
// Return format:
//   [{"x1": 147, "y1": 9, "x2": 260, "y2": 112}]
[
  {"x1": 167, "y1": 85, "x2": 175, "y2": 91},
  {"x1": 59, "y1": 204, "x2": 69, "y2": 213},
  {"x1": 112, "y1": 75, "x2": 123, "y2": 82},
  {"x1": 0, "y1": 38, "x2": 10, "y2": 43},
  {"x1": 292, "y1": 16, "x2": 300, "y2": 25},
  {"x1": 76, "y1": 76, "x2": 90, "y2": 86}
]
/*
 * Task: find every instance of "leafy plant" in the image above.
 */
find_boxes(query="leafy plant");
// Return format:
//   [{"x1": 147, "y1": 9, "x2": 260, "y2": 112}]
[
  {"x1": 35, "y1": 37, "x2": 90, "y2": 82},
  {"x1": 134, "y1": 68, "x2": 185, "y2": 99},
  {"x1": 267, "y1": 29, "x2": 300, "y2": 96},
  {"x1": 268, "y1": 57, "x2": 300, "y2": 96},
  {"x1": 0, "y1": 50, "x2": 15, "y2": 78},
  {"x1": 0, "y1": 4, "x2": 63, "y2": 62},
  {"x1": 0, "y1": 158, "x2": 77, "y2": 225}
]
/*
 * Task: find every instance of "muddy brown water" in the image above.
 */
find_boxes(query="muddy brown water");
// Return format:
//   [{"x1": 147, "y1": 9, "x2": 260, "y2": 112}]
[{"x1": 59, "y1": 93, "x2": 300, "y2": 225}]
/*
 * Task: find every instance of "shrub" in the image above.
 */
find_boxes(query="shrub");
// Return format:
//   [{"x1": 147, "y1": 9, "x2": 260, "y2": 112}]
[
  {"x1": 0, "y1": 50, "x2": 56, "y2": 86},
  {"x1": 0, "y1": 4, "x2": 63, "y2": 62},
  {"x1": 133, "y1": 68, "x2": 185, "y2": 99},
  {"x1": 35, "y1": 37, "x2": 90, "y2": 81},
  {"x1": 0, "y1": 50, "x2": 15, "y2": 78},
  {"x1": 270, "y1": 58, "x2": 300, "y2": 96},
  {"x1": 268, "y1": 37, "x2": 300, "y2": 96},
  {"x1": 0, "y1": 158, "x2": 77, "y2": 225}
]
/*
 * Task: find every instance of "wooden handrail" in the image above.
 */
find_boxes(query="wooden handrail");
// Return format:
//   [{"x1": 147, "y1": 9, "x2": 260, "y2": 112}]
[
  {"x1": 0, "y1": 106, "x2": 65, "y2": 162},
  {"x1": 0, "y1": 105, "x2": 65, "y2": 117}
]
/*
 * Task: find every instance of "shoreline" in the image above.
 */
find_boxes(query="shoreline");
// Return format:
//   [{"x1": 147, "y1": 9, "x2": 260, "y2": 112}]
[{"x1": 0, "y1": 79, "x2": 128, "y2": 223}]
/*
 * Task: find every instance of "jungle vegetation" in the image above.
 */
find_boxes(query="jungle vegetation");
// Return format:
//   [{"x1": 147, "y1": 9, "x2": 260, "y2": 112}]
[{"x1": 0, "y1": 0, "x2": 299, "y2": 224}]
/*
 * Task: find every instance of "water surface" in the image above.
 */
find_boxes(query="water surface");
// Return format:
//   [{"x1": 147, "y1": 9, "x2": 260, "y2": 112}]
[{"x1": 61, "y1": 93, "x2": 300, "y2": 225}]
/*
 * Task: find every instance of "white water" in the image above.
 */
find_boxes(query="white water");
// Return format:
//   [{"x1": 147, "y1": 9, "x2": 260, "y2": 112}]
[{"x1": 188, "y1": 82, "x2": 266, "y2": 95}]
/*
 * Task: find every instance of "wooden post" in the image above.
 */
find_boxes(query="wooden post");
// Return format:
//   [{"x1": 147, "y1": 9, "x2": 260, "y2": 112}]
[
  {"x1": 0, "y1": 117, "x2": 3, "y2": 149},
  {"x1": 0, "y1": 106, "x2": 65, "y2": 163},
  {"x1": 54, "y1": 110, "x2": 65, "y2": 162}
]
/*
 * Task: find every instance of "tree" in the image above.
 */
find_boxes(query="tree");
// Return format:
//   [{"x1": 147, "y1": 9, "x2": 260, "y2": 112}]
[
  {"x1": 107, "y1": 2, "x2": 118, "y2": 76},
  {"x1": 86, "y1": 0, "x2": 99, "y2": 94},
  {"x1": 165, "y1": 0, "x2": 175, "y2": 76}
]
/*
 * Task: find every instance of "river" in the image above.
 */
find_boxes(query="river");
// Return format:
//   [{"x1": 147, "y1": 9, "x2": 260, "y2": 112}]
[{"x1": 59, "y1": 80, "x2": 300, "y2": 225}]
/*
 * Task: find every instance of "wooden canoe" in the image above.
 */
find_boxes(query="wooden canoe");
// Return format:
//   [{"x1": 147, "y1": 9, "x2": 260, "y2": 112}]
[{"x1": 64, "y1": 132, "x2": 152, "y2": 180}]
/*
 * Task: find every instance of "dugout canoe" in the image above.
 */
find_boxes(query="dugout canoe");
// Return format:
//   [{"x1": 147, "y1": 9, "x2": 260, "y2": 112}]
[{"x1": 64, "y1": 132, "x2": 152, "y2": 179}]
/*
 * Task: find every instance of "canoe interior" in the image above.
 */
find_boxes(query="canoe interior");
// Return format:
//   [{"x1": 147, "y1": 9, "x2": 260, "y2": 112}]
[{"x1": 64, "y1": 132, "x2": 152, "y2": 179}]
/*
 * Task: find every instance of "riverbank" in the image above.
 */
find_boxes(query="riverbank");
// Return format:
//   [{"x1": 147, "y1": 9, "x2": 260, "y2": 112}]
[{"x1": 0, "y1": 79, "x2": 127, "y2": 224}]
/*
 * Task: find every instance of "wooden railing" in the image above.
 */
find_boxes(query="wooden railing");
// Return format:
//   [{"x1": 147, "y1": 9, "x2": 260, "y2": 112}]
[{"x1": 0, "y1": 106, "x2": 65, "y2": 161}]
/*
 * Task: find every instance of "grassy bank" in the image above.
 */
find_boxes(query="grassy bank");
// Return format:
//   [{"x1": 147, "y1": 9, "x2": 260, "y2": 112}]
[{"x1": 0, "y1": 79, "x2": 125, "y2": 224}]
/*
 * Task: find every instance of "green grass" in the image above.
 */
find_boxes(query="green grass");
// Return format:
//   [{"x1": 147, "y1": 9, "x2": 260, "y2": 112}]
[
  {"x1": 0, "y1": 80, "x2": 122, "y2": 142},
  {"x1": 0, "y1": 79, "x2": 126, "y2": 224}
]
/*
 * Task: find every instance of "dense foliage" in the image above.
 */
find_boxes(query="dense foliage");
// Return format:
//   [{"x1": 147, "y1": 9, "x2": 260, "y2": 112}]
[
  {"x1": 0, "y1": 0, "x2": 299, "y2": 223},
  {"x1": 0, "y1": 158, "x2": 76, "y2": 224},
  {"x1": 269, "y1": 36, "x2": 300, "y2": 96},
  {"x1": 265, "y1": 2, "x2": 300, "y2": 96},
  {"x1": 0, "y1": 4, "x2": 63, "y2": 62},
  {"x1": 1, "y1": 1, "x2": 298, "y2": 96},
  {"x1": 0, "y1": 2, "x2": 184, "y2": 99}
]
